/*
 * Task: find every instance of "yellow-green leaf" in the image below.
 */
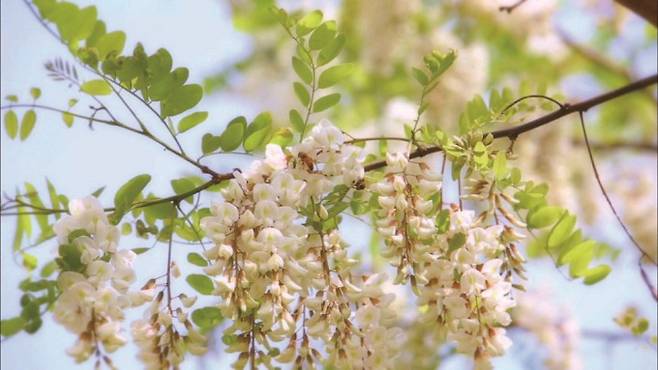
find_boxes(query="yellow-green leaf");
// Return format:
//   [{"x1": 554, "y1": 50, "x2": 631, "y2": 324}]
[
  {"x1": 19, "y1": 110, "x2": 36, "y2": 141},
  {"x1": 4, "y1": 110, "x2": 18, "y2": 139},
  {"x1": 80, "y1": 79, "x2": 112, "y2": 96},
  {"x1": 178, "y1": 111, "x2": 208, "y2": 133}
]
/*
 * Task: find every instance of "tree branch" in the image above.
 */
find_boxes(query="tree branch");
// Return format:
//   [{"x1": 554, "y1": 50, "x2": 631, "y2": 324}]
[
  {"x1": 364, "y1": 74, "x2": 658, "y2": 172},
  {"x1": 614, "y1": 0, "x2": 658, "y2": 26}
]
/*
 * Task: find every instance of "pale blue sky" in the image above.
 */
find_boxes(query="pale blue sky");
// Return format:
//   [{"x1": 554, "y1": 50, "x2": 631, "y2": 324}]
[{"x1": 1, "y1": 1, "x2": 656, "y2": 369}]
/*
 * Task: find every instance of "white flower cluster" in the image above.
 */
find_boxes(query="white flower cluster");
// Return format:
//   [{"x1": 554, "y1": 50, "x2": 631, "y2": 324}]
[
  {"x1": 372, "y1": 152, "x2": 522, "y2": 368},
  {"x1": 52, "y1": 197, "x2": 144, "y2": 364},
  {"x1": 131, "y1": 281, "x2": 207, "y2": 370},
  {"x1": 201, "y1": 120, "x2": 402, "y2": 368},
  {"x1": 423, "y1": 210, "x2": 515, "y2": 369},
  {"x1": 514, "y1": 289, "x2": 582, "y2": 370},
  {"x1": 333, "y1": 273, "x2": 406, "y2": 369},
  {"x1": 372, "y1": 152, "x2": 442, "y2": 286}
]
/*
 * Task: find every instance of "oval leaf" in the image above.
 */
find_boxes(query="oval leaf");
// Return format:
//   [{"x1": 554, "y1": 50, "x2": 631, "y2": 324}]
[
  {"x1": 313, "y1": 93, "x2": 340, "y2": 112},
  {"x1": 219, "y1": 116, "x2": 247, "y2": 152},
  {"x1": 292, "y1": 57, "x2": 312, "y2": 85},
  {"x1": 527, "y1": 206, "x2": 562, "y2": 229},
  {"x1": 186, "y1": 274, "x2": 214, "y2": 295},
  {"x1": 80, "y1": 79, "x2": 112, "y2": 96},
  {"x1": 20, "y1": 110, "x2": 36, "y2": 141},
  {"x1": 4, "y1": 110, "x2": 18, "y2": 139},
  {"x1": 191, "y1": 306, "x2": 223, "y2": 329},
  {"x1": 161, "y1": 84, "x2": 203, "y2": 117},
  {"x1": 318, "y1": 63, "x2": 353, "y2": 89},
  {"x1": 243, "y1": 113, "x2": 272, "y2": 152},
  {"x1": 583, "y1": 264, "x2": 611, "y2": 285},
  {"x1": 178, "y1": 111, "x2": 208, "y2": 133},
  {"x1": 113, "y1": 174, "x2": 151, "y2": 222}
]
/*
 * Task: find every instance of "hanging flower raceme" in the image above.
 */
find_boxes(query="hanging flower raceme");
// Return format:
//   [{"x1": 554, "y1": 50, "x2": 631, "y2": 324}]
[
  {"x1": 420, "y1": 208, "x2": 523, "y2": 369},
  {"x1": 51, "y1": 196, "x2": 145, "y2": 367},
  {"x1": 131, "y1": 270, "x2": 208, "y2": 370},
  {"x1": 372, "y1": 151, "x2": 443, "y2": 288},
  {"x1": 200, "y1": 120, "x2": 406, "y2": 368}
]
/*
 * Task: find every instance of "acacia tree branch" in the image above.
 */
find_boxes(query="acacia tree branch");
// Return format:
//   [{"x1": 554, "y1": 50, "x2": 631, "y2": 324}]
[
  {"x1": 364, "y1": 74, "x2": 658, "y2": 172},
  {"x1": 614, "y1": 0, "x2": 658, "y2": 26},
  {"x1": 499, "y1": 0, "x2": 529, "y2": 14}
]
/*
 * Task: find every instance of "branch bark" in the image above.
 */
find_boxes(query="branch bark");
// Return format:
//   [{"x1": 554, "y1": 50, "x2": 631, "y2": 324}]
[
  {"x1": 365, "y1": 74, "x2": 658, "y2": 172},
  {"x1": 615, "y1": 0, "x2": 658, "y2": 26}
]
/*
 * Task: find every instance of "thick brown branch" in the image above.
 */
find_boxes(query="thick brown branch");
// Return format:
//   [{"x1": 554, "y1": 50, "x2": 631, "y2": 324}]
[
  {"x1": 615, "y1": 0, "x2": 658, "y2": 26},
  {"x1": 365, "y1": 74, "x2": 658, "y2": 172}
]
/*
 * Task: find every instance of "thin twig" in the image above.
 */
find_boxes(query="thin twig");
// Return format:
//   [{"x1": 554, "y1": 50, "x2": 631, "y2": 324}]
[
  {"x1": 499, "y1": 0, "x2": 529, "y2": 13},
  {"x1": 579, "y1": 111, "x2": 658, "y2": 300}
]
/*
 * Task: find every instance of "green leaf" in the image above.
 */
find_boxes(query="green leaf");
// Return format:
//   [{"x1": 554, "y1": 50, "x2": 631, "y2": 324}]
[
  {"x1": 217, "y1": 116, "x2": 246, "y2": 152},
  {"x1": 527, "y1": 206, "x2": 562, "y2": 229},
  {"x1": 161, "y1": 84, "x2": 203, "y2": 117},
  {"x1": 412, "y1": 67, "x2": 428, "y2": 86},
  {"x1": 201, "y1": 133, "x2": 221, "y2": 154},
  {"x1": 317, "y1": 34, "x2": 345, "y2": 66},
  {"x1": 19, "y1": 110, "x2": 36, "y2": 141},
  {"x1": 313, "y1": 93, "x2": 340, "y2": 112},
  {"x1": 632, "y1": 318, "x2": 649, "y2": 335},
  {"x1": 24, "y1": 182, "x2": 48, "y2": 233},
  {"x1": 177, "y1": 111, "x2": 208, "y2": 133},
  {"x1": 40, "y1": 261, "x2": 58, "y2": 278},
  {"x1": 22, "y1": 253, "x2": 38, "y2": 271},
  {"x1": 96, "y1": 31, "x2": 126, "y2": 59},
  {"x1": 293, "y1": 82, "x2": 310, "y2": 106},
  {"x1": 187, "y1": 252, "x2": 208, "y2": 267},
  {"x1": 561, "y1": 240, "x2": 595, "y2": 277},
  {"x1": 80, "y1": 79, "x2": 112, "y2": 96},
  {"x1": 243, "y1": 112, "x2": 272, "y2": 152},
  {"x1": 5, "y1": 95, "x2": 18, "y2": 103},
  {"x1": 583, "y1": 264, "x2": 611, "y2": 285},
  {"x1": 448, "y1": 232, "x2": 466, "y2": 253},
  {"x1": 186, "y1": 274, "x2": 214, "y2": 295},
  {"x1": 62, "y1": 112, "x2": 74, "y2": 127},
  {"x1": 292, "y1": 57, "x2": 312, "y2": 85},
  {"x1": 318, "y1": 63, "x2": 353, "y2": 88},
  {"x1": 171, "y1": 178, "x2": 196, "y2": 204},
  {"x1": 112, "y1": 174, "x2": 151, "y2": 223},
  {"x1": 296, "y1": 10, "x2": 323, "y2": 35},
  {"x1": 30, "y1": 88, "x2": 41, "y2": 100},
  {"x1": 547, "y1": 212, "x2": 577, "y2": 249},
  {"x1": 493, "y1": 151, "x2": 508, "y2": 180},
  {"x1": 56, "y1": 243, "x2": 84, "y2": 272},
  {"x1": 1, "y1": 317, "x2": 25, "y2": 337},
  {"x1": 143, "y1": 202, "x2": 175, "y2": 220},
  {"x1": 289, "y1": 109, "x2": 305, "y2": 133},
  {"x1": 191, "y1": 306, "x2": 223, "y2": 329},
  {"x1": 148, "y1": 48, "x2": 173, "y2": 80},
  {"x1": 309, "y1": 21, "x2": 336, "y2": 50},
  {"x1": 436, "y1": 209, "x2": 450, "y2": 234},
  {"x1": 4, "y1": 110, "x2": 18, "y2": 139}
]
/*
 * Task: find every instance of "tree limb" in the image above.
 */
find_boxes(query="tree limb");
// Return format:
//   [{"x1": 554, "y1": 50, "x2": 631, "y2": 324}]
[
  {"x1": 364, "y1": 74, "x2": 658, "y2": 172},
  {"x1": 615, "y1": 0, "x2": 658, "y2": 26}
]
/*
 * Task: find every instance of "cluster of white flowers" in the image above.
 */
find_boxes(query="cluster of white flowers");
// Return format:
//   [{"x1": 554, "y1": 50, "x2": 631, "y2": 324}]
[
  {"x1": 514, "y1": 289, "x2": 582, "y2": 370},
  {"x1": 52, "y1": 197, "x2": 145, "y2": 365},
  {"x1": 372, "y1": 152, "x2": 443, "y2": 287},
  {"x1": 201, "y1": 120, "x2": 403, "y2": 368},
  {"x1": 372, "y1": 152, "x2": 522, "y2": 368},
  {"x1": 421, "y1": 209, "x2": 517, "y2": 369},
  {"x1": 131, "y1": 279, "x2": 207, "y2": 370}
]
